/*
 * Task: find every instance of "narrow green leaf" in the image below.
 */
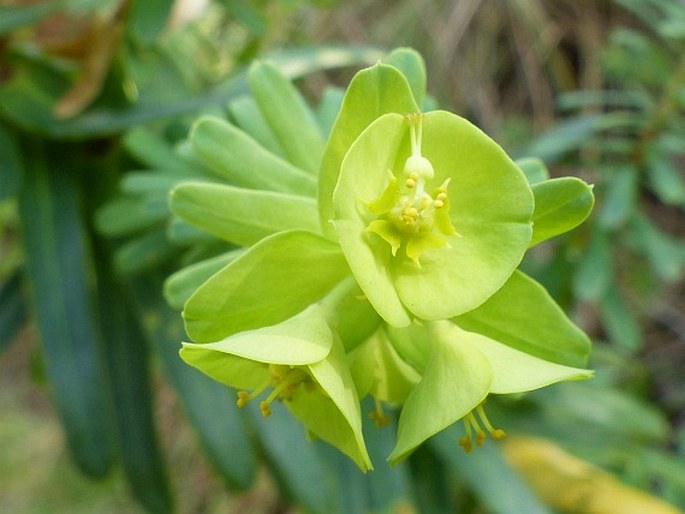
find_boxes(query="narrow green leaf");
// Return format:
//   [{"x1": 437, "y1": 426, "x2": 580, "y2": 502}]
[
  {"x1": 119, "y1": 171, "x2": 181, "y2": 195},
  {"x1": 164, "y1": 250, "x2": 241, "y2": 310},
  {"x1": 318, "y1": 63, "x2": 419, "y2": 235},
  {"x1": 228, "y1": 95, "x2": 286, "y2": 157},
  {"x1": 132, "y1": 275, "x2": 256, "y2": 490},
  {"x1": 573, "y1": 227, "x2": 613, "y2": 301},
  {"x1": 598, "y1": 165, "x2": 638, "y2": 229},
  {"x1": 455, "y1": 271, "x2": 591, "y2": 367},
  {"x1": 248, "y1": 61, "x2": 325, "y2": 174},
  {"x1": 529, "y1": 177, "x2": 594, "y2": 247},
  {"x1": 382, "y1": 47, "x2": 427, "y2": 107},
  {"x1": 526, "y1": 115, "x2": 603, "y2": 163},
  {"x1": 166, "y1": 217, "x2": 217, "y2": 246},
  {"x1": 95, "y1": 194, "x2": 169, "y2": 237},
  {"x1": 0, "y1": 122, "x2": 24, "y2": 199},
  {"x1": 114, "y1": 230, "x2": 179, "y2": 275},
  {"x1": 189, "y1": 116, "x2": 317, "y2": 196},
  {"x1": 599, "y1": 286, "x2": 643, "y2": 352},
  {"x1": 18, "y1": 147, "x2": 115, "y2": 477},
  {"x1": 95, "y1": 255, "x2": 173, "y2": 514},
  {"x1": 122, "y1": 127, "x2": 203, "y2": 176},
  {"x1": 0, "y1": 271, "x2": 26, "y2": 353},
  {"x1": 645, "y1": 146, "x2": 685, "y2": 205},
  {"x1": 631, "y1": 213, "x2": 685, "y2": 282},
  {"x1": 183, "y1": 230, "x2": 350, "y2": 342},
  {"x1": 170, "y1": 181, "x2": 320, "y2": 246}
]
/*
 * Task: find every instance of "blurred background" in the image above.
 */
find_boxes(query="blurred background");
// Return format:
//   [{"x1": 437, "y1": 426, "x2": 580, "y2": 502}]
[{"x1": 1, "y1": 0, "x2": 684, "y2": 512}]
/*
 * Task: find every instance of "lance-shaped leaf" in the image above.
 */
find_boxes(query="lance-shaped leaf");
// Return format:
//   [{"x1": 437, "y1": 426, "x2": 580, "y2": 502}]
[
  {"x1": 183, "y1": 230, "x2": 350, "y2": 342},
  {"x1": 319, "y1": 63, "x2": 420, "y2": 236},
  {"x1": 181, "y1": 305, "x2": 372, "y2": 471},
  {"x1": 249, "y1": 61, "x2": 325, "y2": 174},
  {"x1": 454, "y1": 270, "x2": 591, "y2": 367},
  {"x1": 529, "y1": 177, "x2": 594, "y2": 247},
  {"x1": 333, "y1": 112, "x2": 533, "y2": 325},
  {"x1": 189, "y1": 116, "x2": 316, "y2": 196},
  {"x1": 170, "y1": 182, "x2": 320, "y2": 246}
]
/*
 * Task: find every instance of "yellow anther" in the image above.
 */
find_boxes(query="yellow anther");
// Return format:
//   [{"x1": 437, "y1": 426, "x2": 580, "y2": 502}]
[
  {"x1": 458, "y1": 404, "x2": 507, "y2": 453},
  {"x1": 410, "y1": 172, "x2": 419, "y2": 181},
  {"x1": 436, "y1": 192, "x2": 448, "y2": 202},
  {"x1": 491, "y1": 428, "x2": 507, "y2": 440},
  {"x1": 236, "y1": 391, "x2": 250, "y2": 408},
  {"x1": 433, "y1": 199, "x2": 445, "y2": 209},
  {"x1": 259, "y1": 400, "x2": 271, "y2": 417},
  {"x1": 405, "y1": 178, "x2": 416, "y2": 189}
]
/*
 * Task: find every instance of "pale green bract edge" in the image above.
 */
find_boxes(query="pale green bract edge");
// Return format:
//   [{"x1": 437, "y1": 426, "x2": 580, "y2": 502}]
[
  {"x1": 319, "y1": 63, "x2": 420, "y2": 238},
  {"x1": 181, "y1": 303, "x2": 333, "y2": 365},
  {"x1": 289, "y1": 337, "x2": 372, "y2": 472},
  {"x1": 454, "y1": 270, "x2": 592, "y2": 367}
]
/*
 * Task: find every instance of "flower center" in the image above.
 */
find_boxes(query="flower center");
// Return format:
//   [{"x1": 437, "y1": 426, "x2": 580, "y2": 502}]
[
  {"x1": 236, "y1": 365, "x2": 310, "y2": 417},
  {"x1": 364, "y1": 114, "x2": 458, "y2": 266},
  {"x1": 458, "y1": 403, "x2": 506, "y2": 453}
]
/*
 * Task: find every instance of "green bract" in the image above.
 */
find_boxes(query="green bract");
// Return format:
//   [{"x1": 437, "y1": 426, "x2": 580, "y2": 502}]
[
  {"x1": 181, "y1": 302, "x2": 372, "y2": 471},
  {"x1": 144, "y1": 48, "x2": 597, "y2": 471},
  {"x1": 333, "y1": 111, "x2": 534, "y2": 325}
]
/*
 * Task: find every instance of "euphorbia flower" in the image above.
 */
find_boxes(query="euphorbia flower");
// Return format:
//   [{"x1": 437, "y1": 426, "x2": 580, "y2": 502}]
[
  {"x1": 384, "y1": 320, "x2": 592, "y2": 464},
  {"x1": 180, "y1": 300, "x2": 372, "y2": 471},
  {"x1": 333, "y1": 111, "x2": 534, "y2": 326}
]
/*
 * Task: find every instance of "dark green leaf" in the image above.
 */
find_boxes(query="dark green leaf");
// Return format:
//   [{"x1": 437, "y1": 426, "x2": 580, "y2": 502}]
[
  {"x1": 0, "y1": 122, "x2": 24, "y2": 199},
  {"x1": 248, "y1": 401, "x2": 336, "y2": 512},
  {"x1": 132, "y1": 276, "x2": 256, "y2": 490},
  {"x1": 599, "y1": 287, "x2": 643, "y2": 352},
  {"x1": 598, "y1": 165, "x2": 638, "y2": 229},
  {"x1": 18, "y1": 145, "x2": 115, "y2": 477},
  {"x1": 572, "y1": 227, "x2": 613, "y2": 302},
  {"x1": 0, "y1": 271, "x2": 27, "y2": 353},
  {"x1": 95, "y1": 254, "x2": 173, "y2": 514}
]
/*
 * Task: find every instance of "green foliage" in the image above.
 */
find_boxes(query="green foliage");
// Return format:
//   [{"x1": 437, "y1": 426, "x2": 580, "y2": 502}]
[
  {"x1": 523, "y1": 0, "x2": 685, "y2": 352},
  {"x1": 1, "y1": 1, "x2": 684, "y2": 513}
]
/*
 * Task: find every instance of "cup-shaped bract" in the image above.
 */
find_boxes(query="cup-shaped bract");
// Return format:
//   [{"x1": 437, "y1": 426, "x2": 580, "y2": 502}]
[{"x1": 333, "y1": 111, "x2": 535, "y2": 326}]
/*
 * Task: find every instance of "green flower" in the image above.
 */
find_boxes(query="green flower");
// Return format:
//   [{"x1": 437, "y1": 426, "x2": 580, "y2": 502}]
[
  {"x1": 385, "y1": 320, "x2": 592, "y2": 464},
  {"x1": 333, "y1": 111, "x2": 534, "y2": 326},
  {"x1": 180, "y1": 300, "x2": 372, "y2": 471}
]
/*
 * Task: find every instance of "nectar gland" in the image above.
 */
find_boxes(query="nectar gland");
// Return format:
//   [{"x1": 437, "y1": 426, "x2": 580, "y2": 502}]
[
  {"x1": 365, "y1": 113, "x2": 458, "y2": 266},
  {"x1": 236, "y1": 365, "x2": 309, "y2": 417},
  {"x1": 458, "y1": 403, "x2": 506, "y2": 453}
]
